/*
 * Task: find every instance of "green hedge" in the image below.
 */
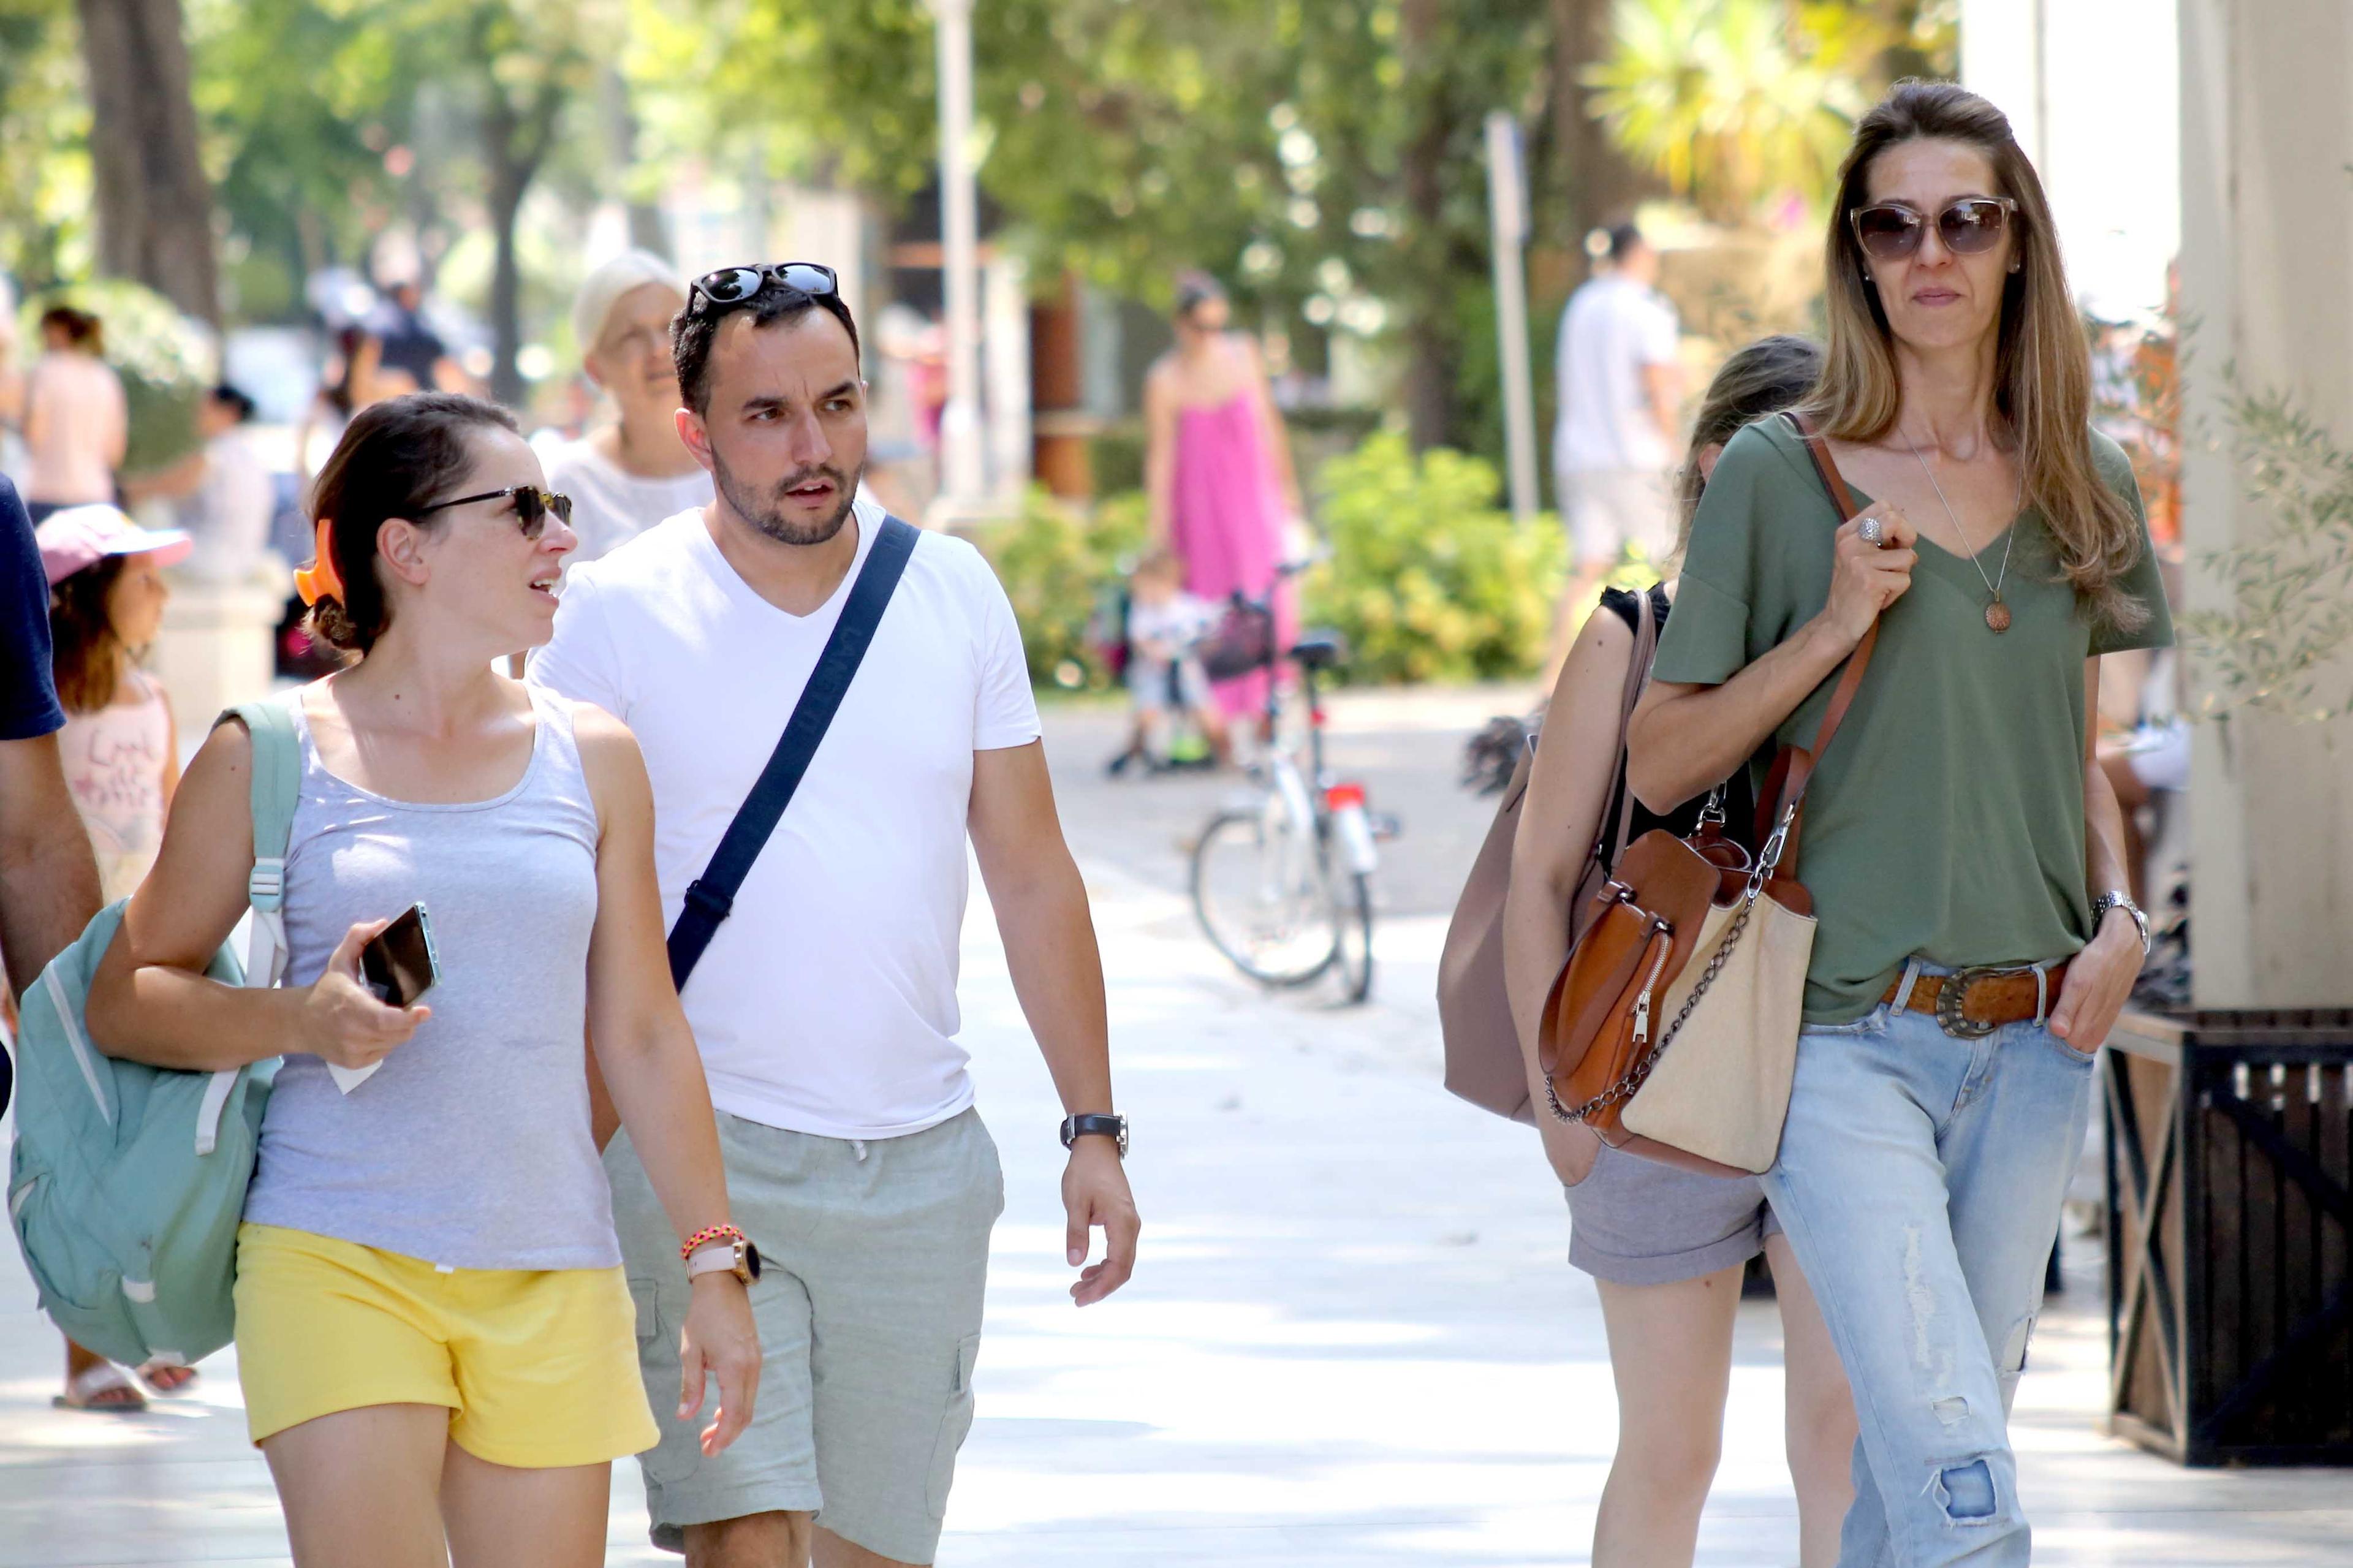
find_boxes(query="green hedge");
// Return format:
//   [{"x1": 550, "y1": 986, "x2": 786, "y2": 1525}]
[
  {"x1": 982, "y1": 431, "x2": 1564, "y2": 692},
  {"x1": 1301, "y1": 433, "x2": 1563, "y2": 683},
  {"x1": 975, "y1": 487, "x2": 1148, "y2": 692}
]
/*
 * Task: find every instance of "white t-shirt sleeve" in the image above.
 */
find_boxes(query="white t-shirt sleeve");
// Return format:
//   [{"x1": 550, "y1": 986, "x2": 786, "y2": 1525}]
[
  {"x1": 526, "y1": 570, "x2": 626, "y2": 719},
  {"x1": 968, "y1": 549, "x2": 1042, "y2": 751}
]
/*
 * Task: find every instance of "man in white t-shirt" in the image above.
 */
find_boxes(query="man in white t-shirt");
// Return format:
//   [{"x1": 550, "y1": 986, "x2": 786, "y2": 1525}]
[
  {"x1": 1551, "y1": 223, "x2": 1683, "y2": 667},
  {"x1": 530, "y1": 265, "x2": 1137, "y2": 1568}
]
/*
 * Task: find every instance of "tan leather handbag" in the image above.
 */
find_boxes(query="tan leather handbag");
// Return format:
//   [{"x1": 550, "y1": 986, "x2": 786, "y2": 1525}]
[
  {"x1": 1537, "y1": 414, "x2": 1877, "y2": 1175},
  {"x1": 1439, "y1": 591, "x2": 1656, "y2": 1123}
]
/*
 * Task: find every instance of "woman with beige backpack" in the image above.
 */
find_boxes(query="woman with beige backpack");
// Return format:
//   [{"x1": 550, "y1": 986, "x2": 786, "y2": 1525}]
[
  {"x1": 1502, "y1": 335, "x2": 1859, "y2": 1568},
  {"x1": 1629, "y1": 83, "x2": 2168, "y2": 1566}
]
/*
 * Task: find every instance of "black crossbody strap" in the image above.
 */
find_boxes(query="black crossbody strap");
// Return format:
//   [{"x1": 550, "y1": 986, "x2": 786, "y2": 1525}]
[{"x1": 667, "y1": 514, "x2": 921, "y2": 990}]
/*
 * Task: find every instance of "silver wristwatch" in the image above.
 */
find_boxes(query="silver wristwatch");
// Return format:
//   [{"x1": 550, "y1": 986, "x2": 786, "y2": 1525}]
[{"x1": 2091, "y1": 890, "x2": 2150, "y2": 956}]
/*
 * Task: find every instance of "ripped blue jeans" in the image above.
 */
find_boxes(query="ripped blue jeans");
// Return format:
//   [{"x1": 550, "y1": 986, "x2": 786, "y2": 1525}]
[{"x1": 1762, "y1": 963, "x2": 2096, "y2": 1567}]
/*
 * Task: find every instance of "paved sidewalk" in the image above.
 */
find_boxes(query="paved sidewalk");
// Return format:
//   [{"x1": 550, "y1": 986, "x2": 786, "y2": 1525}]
[{"x1": 2, "y1": 690, "x2": 2346, "y2": 1564}]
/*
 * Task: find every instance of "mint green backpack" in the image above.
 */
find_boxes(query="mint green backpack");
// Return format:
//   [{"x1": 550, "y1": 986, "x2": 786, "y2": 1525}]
[{"x1": 6, "y1": 699, "x2": 299, "y2": 1370}]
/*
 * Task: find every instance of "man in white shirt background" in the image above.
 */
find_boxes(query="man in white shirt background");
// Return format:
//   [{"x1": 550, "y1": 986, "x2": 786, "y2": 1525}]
[
  {"x1": 1550, "y1": 222, "x2": 1683, "y2": 672},
  {"x1": 530, "y1": 262, "x2": 1138, "y2": 1568}
]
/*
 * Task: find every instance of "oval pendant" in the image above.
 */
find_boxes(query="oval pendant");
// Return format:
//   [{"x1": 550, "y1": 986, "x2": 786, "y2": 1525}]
[{"x1": 1985, "y1": 599, "x2": 2012, "y2": 634}]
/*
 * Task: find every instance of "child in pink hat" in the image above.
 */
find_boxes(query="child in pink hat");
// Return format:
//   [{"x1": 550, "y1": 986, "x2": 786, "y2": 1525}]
[{"x1": 34, "y1": 502, "x2": 195, "y2": 1411}]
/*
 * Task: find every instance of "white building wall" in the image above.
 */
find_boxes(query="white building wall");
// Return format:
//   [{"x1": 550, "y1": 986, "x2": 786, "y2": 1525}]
[{"x1": 1962, "y1": 0, "x2": 2181, "y2": 317}]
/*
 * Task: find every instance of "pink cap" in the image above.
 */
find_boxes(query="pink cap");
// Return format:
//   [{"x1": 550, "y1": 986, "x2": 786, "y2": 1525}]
[{"x1": 34, "y1": 505, "x2": 194, "y2": 586}]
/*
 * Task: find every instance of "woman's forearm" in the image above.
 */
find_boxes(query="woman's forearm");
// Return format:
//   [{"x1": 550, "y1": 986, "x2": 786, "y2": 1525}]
[
  {"x1": 1626, "y1": 613, "x2": 1854, "y2": 813},
  {"x1": 86, "y1": 936, "x2": 301, "y2": 1071},
  {"x1": 1502, "y1": 866, "x2": 1576, "y2": 1081},
  {"x1": 597, "y1": 1026, "x2": 733, "y2": 1248}
]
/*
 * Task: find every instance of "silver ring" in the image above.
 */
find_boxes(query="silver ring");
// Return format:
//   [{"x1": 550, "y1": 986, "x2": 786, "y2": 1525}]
[{"x1": 1857, "y1": 515, "x2": 1887, "y2": 548}]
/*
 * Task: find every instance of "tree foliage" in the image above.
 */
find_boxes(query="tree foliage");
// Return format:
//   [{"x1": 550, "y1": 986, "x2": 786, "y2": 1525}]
[
  {"x1": 0, "y1": 0, "x2": 88, "y2": 293},
  {"x1": 1584, "y1": 0, "x2": 1951, "y2": 223}
]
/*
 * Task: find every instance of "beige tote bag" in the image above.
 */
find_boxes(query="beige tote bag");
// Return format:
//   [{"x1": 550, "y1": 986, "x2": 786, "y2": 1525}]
[{"x1": 1618, "y1": 876, "x2": 1816, "y2": 1173}]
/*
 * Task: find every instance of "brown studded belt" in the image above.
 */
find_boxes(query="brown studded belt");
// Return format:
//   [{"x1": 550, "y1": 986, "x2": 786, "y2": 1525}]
[{"x1": 1881, "y1": 961, "x2": 2072, "y2": 1039}]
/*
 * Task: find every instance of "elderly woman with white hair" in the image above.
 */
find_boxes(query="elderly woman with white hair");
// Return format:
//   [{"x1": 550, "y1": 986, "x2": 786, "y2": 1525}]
[{"x1": 545, "y1": 250, "x2": 712, "y2": 564}]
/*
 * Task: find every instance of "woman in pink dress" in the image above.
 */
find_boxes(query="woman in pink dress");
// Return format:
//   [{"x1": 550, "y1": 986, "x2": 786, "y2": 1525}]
[{"x1": 1143, "y1": 273, "x2": 1305, "y2": 719}]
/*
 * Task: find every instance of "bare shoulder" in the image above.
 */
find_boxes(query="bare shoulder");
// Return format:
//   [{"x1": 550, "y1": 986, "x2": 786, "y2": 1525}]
[
  {"x1": 1548, "y1": 598, "x2": 1637, "y2": 706},
  {"x1": 565, "y1": 700, "x2": 646, "y2": 773},
  {"x1": 162, "y1": 714, "x2": 261, "y2": 844},
  {"x1": 188, "y1": 710, "x2": 256, "y2": 785}
]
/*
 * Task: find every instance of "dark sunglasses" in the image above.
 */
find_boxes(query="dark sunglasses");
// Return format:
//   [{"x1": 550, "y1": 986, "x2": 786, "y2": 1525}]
[
  {"x1": 1850, "y1": 197, "x2": 2019, "y2": 262},
  {"x1": 415, "y1": 485, "x2": 574, "y2": 540},
  {"x1": 687, "y1": 262, "x2": 839, "y2": 313}
]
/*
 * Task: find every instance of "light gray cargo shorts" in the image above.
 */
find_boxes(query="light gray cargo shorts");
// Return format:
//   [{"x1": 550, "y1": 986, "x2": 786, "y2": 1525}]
[{"x1": 605, "y1": 1106, "x2": 1004, "y2": 1562}]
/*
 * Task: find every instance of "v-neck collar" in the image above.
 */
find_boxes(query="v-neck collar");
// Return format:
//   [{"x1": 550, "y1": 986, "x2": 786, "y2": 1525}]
[
  {"x1": 691, "y1": 501, "x2": 876, "y2": 624},
  {"x1": 1827, "y1": 475, "x2": 2032, "y2": 573}
]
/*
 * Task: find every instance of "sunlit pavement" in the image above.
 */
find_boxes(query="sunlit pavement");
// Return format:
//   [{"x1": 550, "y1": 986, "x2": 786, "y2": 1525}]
[{"x1": 3, "y1": 690, "x2": 2346, "y2": 1565}]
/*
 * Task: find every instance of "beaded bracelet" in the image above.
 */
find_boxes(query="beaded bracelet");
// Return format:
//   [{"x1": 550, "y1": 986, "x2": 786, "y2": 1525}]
[{"x1": 681, "y1": 1224, "x2": 745, "y2": 1262}]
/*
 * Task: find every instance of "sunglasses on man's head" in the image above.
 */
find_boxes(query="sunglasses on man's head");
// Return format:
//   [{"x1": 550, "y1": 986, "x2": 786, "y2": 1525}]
[
  {"x1": 687, "y1": 262, "x2": 840, "y2": 314},
  {"x1": 415, "y1": 485, "x2": 574, "y2": 540},
  {"x1": 1850, "y1": 197, "x2": 2018, "y2": 262}
]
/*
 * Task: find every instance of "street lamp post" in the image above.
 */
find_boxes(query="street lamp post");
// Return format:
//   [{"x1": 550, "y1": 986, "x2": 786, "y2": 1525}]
[
  {"x1": 1483, "y1": 112, "x2": 1540, "y2": 525},
  {"x1": 928, "y1": 0, "x2": 987, "y2": 523}
]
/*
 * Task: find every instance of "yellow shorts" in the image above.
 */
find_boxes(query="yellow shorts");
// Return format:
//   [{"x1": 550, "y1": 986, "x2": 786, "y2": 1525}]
[{"x1": 233, "y1": 1223, "x2": 660, "y2": 1468}]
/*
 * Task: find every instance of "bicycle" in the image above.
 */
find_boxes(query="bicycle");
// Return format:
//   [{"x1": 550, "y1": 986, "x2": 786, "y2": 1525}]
[{"x1": 1188, "y1": 566, "x2": 1393, "y2": 1004}]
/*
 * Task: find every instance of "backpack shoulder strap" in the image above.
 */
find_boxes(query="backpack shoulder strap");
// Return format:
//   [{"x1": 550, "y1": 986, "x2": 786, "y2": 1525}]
[
  {"x1": 229, "y1": 698, "x2": 302, "y2": 897},
  {"x1": 666, "y1": 515, "x2": 922, "y2": 991},
  {"x1": 220, "y1": 696, "x2": 302, "y2": 989}
]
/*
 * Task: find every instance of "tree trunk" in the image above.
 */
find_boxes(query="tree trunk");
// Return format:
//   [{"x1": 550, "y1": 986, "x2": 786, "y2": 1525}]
[
  {"x1": 1547, "y1": 0, "x2": 1655, "y2": 276},
  {"x1": 600, "y1": 68, "x2": 669, "y2": 259},
  {"x1": 482, "y1": 81, "x2": 559, "y2": 407},
  {"x1": 74, "y1": 0, "x2": 218, "y2": 325},
  {"x1": 1398, "y1": 0, "x2": 1456, "y2": 452}
]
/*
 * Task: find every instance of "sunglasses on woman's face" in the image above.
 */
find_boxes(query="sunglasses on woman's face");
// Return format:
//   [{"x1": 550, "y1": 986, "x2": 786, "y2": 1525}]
[
  {"x1": 415, "y1": 485, "x2": 574, "y2": 540},
  {"x1": 687, "y1": 262, "x2": 839, "y2": 314},
  {"x1": 1850, "y1": 196, "x2": 2018, "y2": 262}
]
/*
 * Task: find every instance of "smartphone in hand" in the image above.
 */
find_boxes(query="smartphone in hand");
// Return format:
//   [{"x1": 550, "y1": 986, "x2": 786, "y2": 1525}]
[{"x1": 360, "y1": 903, "x2": 441, "y2": 1009}]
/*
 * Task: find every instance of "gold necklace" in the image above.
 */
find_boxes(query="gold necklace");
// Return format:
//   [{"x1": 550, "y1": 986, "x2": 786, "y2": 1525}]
[{"x1": 1906, "y1": 436, "x2": 2025, "y2": 633}]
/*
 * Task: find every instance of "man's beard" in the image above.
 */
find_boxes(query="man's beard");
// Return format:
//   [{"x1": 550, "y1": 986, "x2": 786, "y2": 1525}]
[{"x1": 712, "y1": 452, "x2": 865, "y2": 547}]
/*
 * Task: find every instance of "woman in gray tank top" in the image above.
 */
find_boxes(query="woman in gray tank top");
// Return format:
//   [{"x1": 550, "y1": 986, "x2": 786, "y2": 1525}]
[{"x1": 89, "y1": 393, "x2": 760, "y2": 1568}]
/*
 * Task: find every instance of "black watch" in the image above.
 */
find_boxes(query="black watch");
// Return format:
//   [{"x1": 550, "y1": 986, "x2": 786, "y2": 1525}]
[{"x1": 1060, "y1": 1113, "x2": 1129, "y2": 1157}]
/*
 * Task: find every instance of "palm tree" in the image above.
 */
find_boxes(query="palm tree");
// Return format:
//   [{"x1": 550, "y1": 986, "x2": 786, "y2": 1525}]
[{"x1": 1582, "y1": 0, "x2": 1883, "y2": 224}]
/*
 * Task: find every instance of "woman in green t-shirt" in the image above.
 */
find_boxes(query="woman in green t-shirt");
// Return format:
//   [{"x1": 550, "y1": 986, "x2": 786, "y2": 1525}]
[{"x1": 1628, "y1": 82, "x2": 2168, "y2": 1567}]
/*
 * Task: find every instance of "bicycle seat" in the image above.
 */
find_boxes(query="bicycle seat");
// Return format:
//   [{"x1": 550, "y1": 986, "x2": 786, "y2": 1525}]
[{"x1": 1289, "y1": 631, "x2": 1348, "y2": 670}]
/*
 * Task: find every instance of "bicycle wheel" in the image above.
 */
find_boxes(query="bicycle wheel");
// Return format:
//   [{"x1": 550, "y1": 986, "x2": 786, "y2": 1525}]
[
  {"x1": 1191, "y1": 804, "x2": 1339, "y2": 987},
  {"x1": 1330, "y1": 868, "x2": 1374, "y2": 1004}
]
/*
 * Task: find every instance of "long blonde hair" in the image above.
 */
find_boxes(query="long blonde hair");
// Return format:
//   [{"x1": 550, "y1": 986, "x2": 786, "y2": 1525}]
[{"x1": 1809, "y1": 81, "x2": 2146, "y2": 631}]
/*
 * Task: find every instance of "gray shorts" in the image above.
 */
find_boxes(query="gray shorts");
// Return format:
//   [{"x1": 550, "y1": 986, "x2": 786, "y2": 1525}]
[
  {"x1": 606, "y1": 1107, "x2": 1004, "y2": 1562},
  {"x1": 1561, "y1": 466, "x2": 1677, "y2": 565},
  {"x1": 1563, "y1": 1140, "x2": 1779, "y2": 1286}
]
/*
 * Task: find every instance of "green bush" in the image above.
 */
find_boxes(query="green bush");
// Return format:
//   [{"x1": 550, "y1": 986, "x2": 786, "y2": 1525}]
[
  {"x1": 21, "y1": 279, "x2": 216, "y2": 477},
  {"x1": 1088, "y1": 421, "x2": 1146, "y2": 497},
  {"x1": 976, "y1": 487, "x2": 1148, "y2": 693},
  {"x1": 1303, "y1": 432, "x2": 1563, "y2": 684}
]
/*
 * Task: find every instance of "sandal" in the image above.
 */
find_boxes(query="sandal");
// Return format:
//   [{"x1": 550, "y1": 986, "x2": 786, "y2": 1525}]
[
  {"x1": 54, "y1": 1362, "x2": 148, "y2": 1414},
  {"x1": 136, "y1": 1361, "x2": 200, "y2": 1396}
]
